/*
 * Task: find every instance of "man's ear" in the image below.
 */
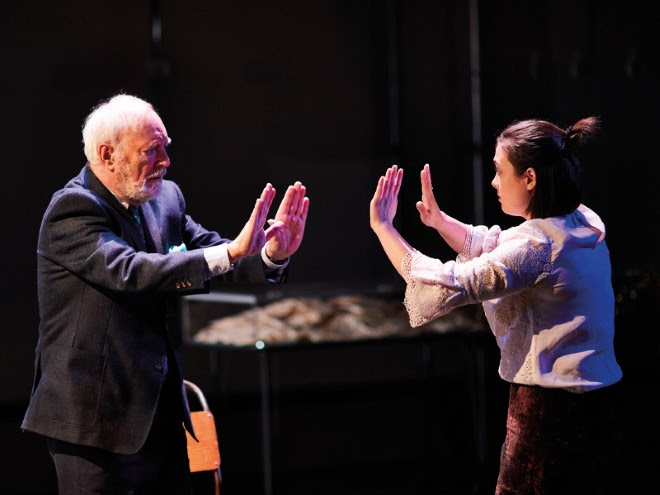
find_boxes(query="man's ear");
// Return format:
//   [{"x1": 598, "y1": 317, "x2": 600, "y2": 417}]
[
  {"x1": 525, "y1": 167, "x2": 536, "y2": 190},
  {"x1": 99, "y1": 143, "x2": 115, "y2": 170}
]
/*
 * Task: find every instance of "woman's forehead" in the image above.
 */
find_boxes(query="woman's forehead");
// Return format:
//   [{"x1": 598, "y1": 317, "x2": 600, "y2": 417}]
[{"x1": 493, "y1": 143, "x2": 507, "y2": 163}]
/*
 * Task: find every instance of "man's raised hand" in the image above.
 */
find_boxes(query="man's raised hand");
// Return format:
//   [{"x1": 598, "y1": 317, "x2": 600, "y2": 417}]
[{"x1": 227, "y1": 184, "x2": 284, "y2": 263}]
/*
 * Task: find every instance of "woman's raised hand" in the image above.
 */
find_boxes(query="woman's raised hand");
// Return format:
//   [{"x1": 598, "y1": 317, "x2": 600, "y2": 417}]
[
  {"x1": 415, "y1": 163, "x2": 444, "y2": 231},
  {"x1": 370, "y1": 165, "x2": 404, "y2": 232}
]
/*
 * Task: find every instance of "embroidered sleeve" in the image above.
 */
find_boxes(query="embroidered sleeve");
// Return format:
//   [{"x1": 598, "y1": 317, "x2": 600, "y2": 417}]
[
  {"x1": 402, "y1": 226, "x2": 552, "y2": 327},
  {"x1": 458, "y1": 224, "x2": 502, "y2": 262}
]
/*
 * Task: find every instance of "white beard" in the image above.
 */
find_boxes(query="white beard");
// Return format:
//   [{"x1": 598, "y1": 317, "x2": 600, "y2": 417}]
[{"x1": 117, "y1": 160, "x2": 164, "y2": 205}]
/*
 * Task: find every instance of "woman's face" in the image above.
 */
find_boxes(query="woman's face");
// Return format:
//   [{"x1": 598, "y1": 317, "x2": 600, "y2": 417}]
[{"x1": 491, "y1": 144, "x2": 535, "y2": 219}]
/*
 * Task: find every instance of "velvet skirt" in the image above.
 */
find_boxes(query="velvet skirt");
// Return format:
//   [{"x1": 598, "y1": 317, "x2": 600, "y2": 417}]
[{"x1": 495, "y1": 381, "x2": 624, "y2": 495}]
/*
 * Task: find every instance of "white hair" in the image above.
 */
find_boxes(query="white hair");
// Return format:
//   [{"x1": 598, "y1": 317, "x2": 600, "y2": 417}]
[{"x1": 82, "y1": 94, "x2": 162, "y2": 165}]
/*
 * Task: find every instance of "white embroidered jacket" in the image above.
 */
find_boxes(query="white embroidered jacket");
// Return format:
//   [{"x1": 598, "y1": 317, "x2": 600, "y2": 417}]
[{"x1": 402, "y1": 205, "x2": 622, "y2": 392}]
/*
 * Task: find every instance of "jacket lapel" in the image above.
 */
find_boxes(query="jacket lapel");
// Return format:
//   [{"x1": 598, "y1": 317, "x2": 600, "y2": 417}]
[{"x1": 82, "y1": 164, "x2": 148, "y2": 251}]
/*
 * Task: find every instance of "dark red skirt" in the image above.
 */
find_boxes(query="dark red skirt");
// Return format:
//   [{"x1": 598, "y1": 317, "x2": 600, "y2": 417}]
[{"x1": 495, "y1": 381, "x2": 624, "y2": 495}]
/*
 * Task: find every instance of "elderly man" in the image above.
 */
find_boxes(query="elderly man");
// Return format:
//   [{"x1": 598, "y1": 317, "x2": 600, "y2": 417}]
[{"x1": 22, "y1": 93, "x2": 309, "y2": 493}]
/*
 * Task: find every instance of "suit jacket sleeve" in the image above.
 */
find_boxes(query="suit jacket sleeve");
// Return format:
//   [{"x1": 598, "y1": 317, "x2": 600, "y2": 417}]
[{"x1": 38, "y1": 187, "x2": 209, "y2": 295}]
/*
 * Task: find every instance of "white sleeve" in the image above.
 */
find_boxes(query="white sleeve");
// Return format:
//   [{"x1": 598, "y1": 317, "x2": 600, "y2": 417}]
[
  {"x1": 260, "y1": 244, "x2": 290, "y2": 271},
  {"x1": 203, "y1": 244, "x2": 234, "y2": 277},
  {"x1": 203, "y1": 244, "x2": 288, "y2": 280},
  {"x1": 402, "y1": 227, "x2": 552, "y2": 327},
  {"x1": 459, "y1": 224, "x2": 502, "y2": 261}
]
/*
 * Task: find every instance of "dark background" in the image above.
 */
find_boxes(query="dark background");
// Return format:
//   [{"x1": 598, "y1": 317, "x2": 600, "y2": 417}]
[{"x1": 1, "y1": 1, "x2": 658, "y2": 493}]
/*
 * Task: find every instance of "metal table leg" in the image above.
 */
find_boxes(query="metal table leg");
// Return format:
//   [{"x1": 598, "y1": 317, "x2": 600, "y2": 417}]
[{"x1": 258, "y1": 349, "x2": 273, "y2": 495}]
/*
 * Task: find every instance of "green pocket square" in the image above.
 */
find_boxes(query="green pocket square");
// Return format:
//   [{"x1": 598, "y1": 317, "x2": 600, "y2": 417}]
[{"x1": 168, "y1": 243, "x2": 187, "y2": 253}]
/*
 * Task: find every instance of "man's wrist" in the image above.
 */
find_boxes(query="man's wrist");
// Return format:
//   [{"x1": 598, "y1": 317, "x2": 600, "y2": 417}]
[
  {"x1": 204, "y1": 245, "x2": 235, "y2": 277},
  {"x1": 263, "y1": 244, "x2": 289, "y2": 266},
  {"x1": 266, "y1": 252, "x2": 288, "y2": 265},
  {"x1": 226, "y1": 241, "x2": 239, "y2": 264}
]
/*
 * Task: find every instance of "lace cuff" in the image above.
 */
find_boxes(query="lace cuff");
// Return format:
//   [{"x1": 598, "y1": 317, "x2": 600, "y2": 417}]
[
  {"x1": 462, "y1": 227, "x2": 474, "y2": 259},
  {"x1": 402, "y1": 250, "x2": 460, "y2": 328}
]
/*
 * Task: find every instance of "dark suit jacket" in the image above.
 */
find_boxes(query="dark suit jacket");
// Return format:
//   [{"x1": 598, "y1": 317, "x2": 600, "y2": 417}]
[{"x1": 22, "y1": 164, "x2": 272, "y2": 454}]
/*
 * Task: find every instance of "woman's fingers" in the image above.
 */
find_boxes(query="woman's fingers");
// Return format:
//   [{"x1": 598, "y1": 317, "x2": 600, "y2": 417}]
[
  {"x1": 373, "y1": 175, "x2": 385, "y2": 202},
  {"x1": 393, "y1": 167, "x2": 404, "y2": 196},
  {"x1": 421, "y1": 164, "x2": 438, "y2": 210}
]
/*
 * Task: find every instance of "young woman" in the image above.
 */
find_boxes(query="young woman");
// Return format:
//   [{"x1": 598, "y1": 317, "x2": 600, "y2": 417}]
[{"x1": 370, "y1": 117, "x2": 623, "y2": 494}]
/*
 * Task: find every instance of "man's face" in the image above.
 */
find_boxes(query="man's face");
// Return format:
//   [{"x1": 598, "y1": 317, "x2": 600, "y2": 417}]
[{"x1": 115, "y1": 114, "x2": 170, "y2": 205}]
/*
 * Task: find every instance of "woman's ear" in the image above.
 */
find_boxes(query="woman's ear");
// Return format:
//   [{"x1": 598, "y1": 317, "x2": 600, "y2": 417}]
[{"x1": 525, "y1": 167, "x2": 536, "y2": 190}]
